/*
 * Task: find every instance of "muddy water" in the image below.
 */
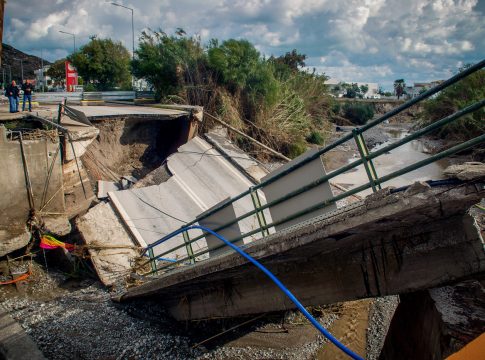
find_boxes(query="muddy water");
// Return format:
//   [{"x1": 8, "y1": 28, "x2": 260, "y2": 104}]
[{"x1": 332, "y1": 128, "x2": 449, "y2": 195}]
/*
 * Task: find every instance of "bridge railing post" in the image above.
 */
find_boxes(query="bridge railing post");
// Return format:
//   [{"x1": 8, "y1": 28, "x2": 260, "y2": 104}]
[
  {"x1": 250, "y1": 188, "x2": 270, "y2": 237},
  {"x1": 352, "y1": 129, "x2": 381, "y2": 192},
  {"x1": 183, "y1": 230, "x2": 196, "y2": 264}
]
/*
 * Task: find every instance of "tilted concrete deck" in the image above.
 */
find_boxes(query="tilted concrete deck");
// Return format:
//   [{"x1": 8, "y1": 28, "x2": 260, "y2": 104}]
[{"x1": 119, "y1": 181, "x2": 485, "y2": 320}]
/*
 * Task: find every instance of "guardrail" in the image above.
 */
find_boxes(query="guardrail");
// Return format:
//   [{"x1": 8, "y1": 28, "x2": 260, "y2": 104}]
[
  {"x1": 32, "y1": 90, "x2": 143, "y2": 103},
  {"x1": 143, "y1": 59, "x2": 485, "y2": 275}
]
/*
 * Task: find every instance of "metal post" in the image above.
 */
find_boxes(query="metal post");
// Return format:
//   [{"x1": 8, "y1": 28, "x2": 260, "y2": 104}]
[
  {"x1": 20, "y1": 59, "x2": 23, "y2": 82},
  {"x1": 183, "y1": 230, "x2": 195, "y2": 264},
  {"x1": 148, "y1": 248, "x2": 157, "y2": 272},
  {"x1": 250, "y1": 188, "x2": 270, "y2": 237},
  {"x1": 352, "y1": 129, "x2": 381, "y2": 192},
  {"x1": 111, "y1": 2, "x2": 135, "y2": 89}
]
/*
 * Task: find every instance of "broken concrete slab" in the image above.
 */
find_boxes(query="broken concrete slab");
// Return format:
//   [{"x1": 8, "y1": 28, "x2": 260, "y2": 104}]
[
  {"x1": 444, "y1": 161, "x2": 485, "y2": 181},
  {"x1": 119, "y1": 182, "x2": 485, "y2": 321},
  {"x1": 76, "y1": 202, "x2": 140, "y2": 287},
  {"x1": 97, "y1": 180, "x2": 120, "y2": 199},
  {"x1": 261, "y1": 148, "x2": 337, "y2": 231},
  {"x1": 0, "y1": 126, "x2": 69, "y2": 254},
  {"x1": 109, "y1": 136, "x2": 267, "y2": 261},
  {"x1": 204, "y1": 129, "x2": 269, "y2": 183},
  {"x1": 0, "y1": 306, "x2": 46, "y2": 360}
]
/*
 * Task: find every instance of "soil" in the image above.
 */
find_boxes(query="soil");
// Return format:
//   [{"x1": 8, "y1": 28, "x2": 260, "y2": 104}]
[{"x1": 82, "y1": 118, "x2": 182, "y2": 183}]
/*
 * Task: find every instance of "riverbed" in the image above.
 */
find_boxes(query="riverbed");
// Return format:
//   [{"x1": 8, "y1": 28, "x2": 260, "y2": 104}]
[{"x1": 327, "y1": 125, "x2": 449, "y2": 196}]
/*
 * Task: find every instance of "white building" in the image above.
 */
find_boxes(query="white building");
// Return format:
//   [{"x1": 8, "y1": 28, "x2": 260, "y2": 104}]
[
  {"x1": 325, "y1": 79, "x2": 380, "y2": 98},
  {"x1": 34, "y1": 65, "x2": 52, "y2": 90}
]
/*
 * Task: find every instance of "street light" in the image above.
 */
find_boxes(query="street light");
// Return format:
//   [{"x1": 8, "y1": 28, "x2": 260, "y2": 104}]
[
  {"x1": 111, "y1": 2, "x2": 135, "y2": 89},
  {"x1": 59, "y1": 30, "x2": 76, "y2": 53},
  {"x1": 111, "y1": 2, "x2": 134, "y2": 61}
]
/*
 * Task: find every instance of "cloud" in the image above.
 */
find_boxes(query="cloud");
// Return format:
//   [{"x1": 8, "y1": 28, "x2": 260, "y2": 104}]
[{"x1": 3, "y1": 0, "x2": 484, "y2": 89}]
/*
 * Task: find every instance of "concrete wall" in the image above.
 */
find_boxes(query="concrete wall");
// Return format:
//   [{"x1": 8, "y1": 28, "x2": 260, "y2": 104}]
[{"x1": 0, "y1": 126, "x2": 67, "y2": 256}]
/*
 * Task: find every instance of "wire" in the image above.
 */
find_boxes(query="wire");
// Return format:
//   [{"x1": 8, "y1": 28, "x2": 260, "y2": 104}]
[{"x1": 144, "y1": 225, "x2": 364, "y2": 360}]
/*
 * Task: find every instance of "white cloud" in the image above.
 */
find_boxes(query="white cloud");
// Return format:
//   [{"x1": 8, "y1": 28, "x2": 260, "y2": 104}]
[{"x1": 3, "y1": 0, "x2": 484, "y2": 89}]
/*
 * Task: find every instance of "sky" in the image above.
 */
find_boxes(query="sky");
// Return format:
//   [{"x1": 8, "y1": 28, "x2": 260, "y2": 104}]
[{"x1": 4, "y1": 0, "x2": 485, "y2": 89}]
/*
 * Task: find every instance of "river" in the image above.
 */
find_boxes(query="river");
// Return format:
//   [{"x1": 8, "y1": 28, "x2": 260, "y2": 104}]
[{"x1": 331, "y1": 127, "x2": 449, "y2": 196}]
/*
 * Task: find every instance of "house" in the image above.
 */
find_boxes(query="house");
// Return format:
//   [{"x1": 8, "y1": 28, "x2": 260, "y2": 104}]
[
  {"x1": 406, "y1": 81, "x2": 444, "y2": 99},
  {"x1": 34, "y1": 65, "x2": 52, "y2": 90}
]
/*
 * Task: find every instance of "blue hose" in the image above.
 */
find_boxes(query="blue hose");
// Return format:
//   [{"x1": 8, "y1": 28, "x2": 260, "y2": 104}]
[{"x1": 146, "y1": 225, "x2": 364, "y2": 360}]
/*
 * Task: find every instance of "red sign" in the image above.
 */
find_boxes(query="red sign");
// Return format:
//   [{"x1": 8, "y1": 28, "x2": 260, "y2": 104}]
[{"x1": 65, "y1": 61, "x2": 78, "y2": 92}]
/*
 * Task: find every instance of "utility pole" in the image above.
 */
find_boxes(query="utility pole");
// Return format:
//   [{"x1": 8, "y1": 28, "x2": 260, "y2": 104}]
[
  {"x1": 0, "y1": 0, "x2": 5, "y2": 68},
  {"x1": 40, "y1": 49, "x2": 44, "y2": 92}
]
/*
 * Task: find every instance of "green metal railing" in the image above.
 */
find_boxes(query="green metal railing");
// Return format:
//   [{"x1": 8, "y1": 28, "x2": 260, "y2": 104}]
[{"x1": 143, "y1": 59, "x2": 485, "y2": 275}]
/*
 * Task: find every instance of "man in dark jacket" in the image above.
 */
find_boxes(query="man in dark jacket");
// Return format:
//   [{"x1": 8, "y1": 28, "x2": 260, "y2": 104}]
[
  {"x1": 5, "y1": 80, "x2": 20, "y2": 113},
  {"x1": 21, "y1": 80, "x2": 34, "y2": 112}
]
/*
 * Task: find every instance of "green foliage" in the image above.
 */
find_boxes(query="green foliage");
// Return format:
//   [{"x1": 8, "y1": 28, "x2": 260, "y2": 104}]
[
  {"x1": 306, "y1": 130, "x2": 325, "y2": 145},
  {"x1": 132, "y1": 30, "x2": 205, "y2": 100},
  {"x1": 207, "y1": 39, "x2": 279, "y2": 106},
  {"x1": 46, "y1": 59, "x2": 66, "y2": 83},
  {"x1": 342, "y1": 103, "x2": 375, "y2": 125},
  {"x1": 288, "y1": 141, "x2": 308, "y2": 158},
  {"x1": 420, "y1": 67, "x2": 484, "y2": 140},
  {"x1": 69, "y1": 38, "x2": 131, "y2": 90},
  {"x1": 394, "y1": 79, "x2": 405, "y2": 99}
]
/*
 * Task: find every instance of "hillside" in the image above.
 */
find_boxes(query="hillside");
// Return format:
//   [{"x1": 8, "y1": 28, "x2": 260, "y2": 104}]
[{"x1": 1, "y1": 43, "x2": 50, "y2": 83}]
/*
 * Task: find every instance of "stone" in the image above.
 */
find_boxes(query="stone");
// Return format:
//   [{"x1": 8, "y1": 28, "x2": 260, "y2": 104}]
[{"x1": 444, "y1": 162, "x2": 485, "y2": 181}]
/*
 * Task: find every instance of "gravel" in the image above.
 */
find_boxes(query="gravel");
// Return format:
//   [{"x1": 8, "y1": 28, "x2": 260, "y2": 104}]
[
  {"x1": 2, "y1": 279, "x2": 203, "y2": 360},
  {"x1": 366, "y1": 296, "x2": 399, "y2": 360}
]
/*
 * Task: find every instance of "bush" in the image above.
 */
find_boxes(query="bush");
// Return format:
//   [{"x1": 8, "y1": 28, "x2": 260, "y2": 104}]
[
  {"x1": 288, "y1": 141, "x2": 308, "y2": 158},
  {"x1": 342, "y1": 103, "x2": 374, "y2": 125},
  {"x1": 306, "y1": 130, "x2": 325, "y2": 145},
  {"x1": 420, "y1": 67, "x2": 484, "y2": 140}
]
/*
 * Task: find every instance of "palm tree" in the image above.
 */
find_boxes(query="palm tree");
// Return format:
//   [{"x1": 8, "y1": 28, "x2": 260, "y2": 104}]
[{"x1": 394, "y1": 79, "x2": 406, "y2": 100}]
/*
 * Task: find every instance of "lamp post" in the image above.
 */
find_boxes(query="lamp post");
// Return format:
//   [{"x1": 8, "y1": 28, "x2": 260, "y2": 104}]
[
  {"x1": 111, "y1": 2, "x2": 135, "y2": 89},
  {"x1": 111, "y1": 2, "x2": 134, "y2": 61},
  {"x1": 59, "y1": 30, "x2": 76, "y2": 53}
]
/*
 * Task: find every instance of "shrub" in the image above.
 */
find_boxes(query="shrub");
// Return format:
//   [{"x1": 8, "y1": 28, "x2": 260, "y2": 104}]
[
  {"x1": 342, "y1": 103, "x2": 374, "y2": 125},
  {"x1": 420, "y1": 67, "x2": 484, "y2": 140},
  {"x1": 306, "y1": 130, "x2": 325, "y2": 145}
]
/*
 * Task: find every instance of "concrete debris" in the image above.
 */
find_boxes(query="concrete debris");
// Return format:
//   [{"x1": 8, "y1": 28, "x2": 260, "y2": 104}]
[
  {"x1": 76, "y1": 202, "x2": 141, "y2": 287},
  {"x1": 0, "y1": 306, "x2": 46, "y2": 360},
  {"x1": 403, "y1": 181, "x2": 431, "y2": 197},
  {"x1": 109, "y1": 136, "x2": 266, "y2": 260},
  {"x1": 444, "y1": 161, "x2": 485, "y2": 181},
  {"x1": 97, "y1": 181, "x2": 120, "y2": 199}
]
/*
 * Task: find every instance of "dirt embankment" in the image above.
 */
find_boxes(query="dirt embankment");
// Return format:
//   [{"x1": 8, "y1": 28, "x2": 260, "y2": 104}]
[{"x1": 81, "y1": 118, "x2": 183, "y2": 182}]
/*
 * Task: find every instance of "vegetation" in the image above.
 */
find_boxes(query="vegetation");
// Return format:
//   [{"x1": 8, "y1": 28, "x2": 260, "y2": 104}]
[
  {"x1": 69, "y1": 37, "x2": 131, "y2": 90},
  {"x1": 342, "y1": 103, "x2": 375, "y2": 125},
  {"x1": 132, "y1": 30, "x2": 333, "y2": 158},
  {"x1": 46, "y1": 59, "x2": 66, "y2": 85},
  {"x1": 420, "y1": 66, "x2": 484, "y2": 141},
  {"x1": 394, "y1": 79, "x2": 405, "y2": 99}
]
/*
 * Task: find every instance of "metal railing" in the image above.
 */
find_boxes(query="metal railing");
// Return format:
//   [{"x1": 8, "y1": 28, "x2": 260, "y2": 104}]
[{"x1": 143, "y1": 59, "x2": 485, "y2": 275}]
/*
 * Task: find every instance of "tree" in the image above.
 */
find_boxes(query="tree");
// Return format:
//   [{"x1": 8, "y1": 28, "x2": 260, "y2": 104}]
[
  {"x1": 132, "y1": 30, "x2": 205, "y2": 99},
  {"x1": 270, "y1": 49, "x2": 307, "y2": 78},
  {"x1": 394, "y1": 79, "x2": 406, "y2": 99},
  {"x1": 46, "y1": 59, "x2": 66, "y2": 86},
  {"x1": 359, "y1": 84, "x2": 369, "y2": 97},
  {"x1": 69, "y1": 37, "x2": 131, "y2": 90}
]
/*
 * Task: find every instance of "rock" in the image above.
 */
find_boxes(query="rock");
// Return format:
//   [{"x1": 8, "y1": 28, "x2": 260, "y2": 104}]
[
  {"x1": 403, "y1": 181, "x2": 431, "y2": 197},
  {"x1": 444, "y1": 162, "x2": 485, "y2": 181}
]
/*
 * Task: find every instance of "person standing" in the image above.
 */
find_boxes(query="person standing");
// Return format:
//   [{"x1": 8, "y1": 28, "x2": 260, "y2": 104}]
[
  {"x1": 5, "y1": 80, "x2": 20, "y2": 113},
  {"x1": 21, "y1": 80, "x2": 33, "y2": 112}
]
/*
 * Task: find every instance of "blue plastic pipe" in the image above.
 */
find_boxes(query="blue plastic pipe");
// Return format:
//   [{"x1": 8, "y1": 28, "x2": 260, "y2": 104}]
[{"x1": 145, "y1": 225, "x2": 364, "y2": 360}]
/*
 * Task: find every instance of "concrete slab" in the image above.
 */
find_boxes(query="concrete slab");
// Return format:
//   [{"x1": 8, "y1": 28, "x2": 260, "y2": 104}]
[
  {"x1": 119, "y1": 183, "x2": 485, "y2": 320},
  {"x1": 108, "y1": 136, "x2": 267, "y2": 261},
  {"x1": 76, "y1": 202, "x2": 140, "y2": 287},
  {"x1": 0, "y1": 306, "x2": 46, "y2": 359},
  {"x1": 261, "y1": 148, "x2": 337, "y2": 231},
  {"x1": 67, "y1": 105, "x2": 188, "y2": 121},
  {"x1": 204, "y1": 129, "x2": 269, "y2": 183},
  {"x1": 97, "y1": 180, "x2": 120, "y2": 199}
]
